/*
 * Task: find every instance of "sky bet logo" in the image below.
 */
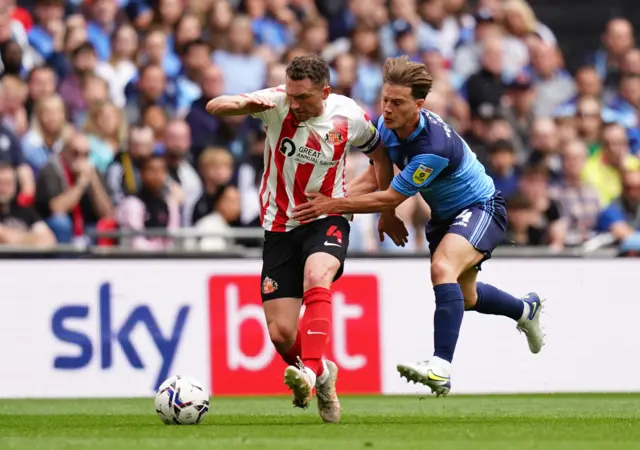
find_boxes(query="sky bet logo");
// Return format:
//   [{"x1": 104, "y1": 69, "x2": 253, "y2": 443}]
[{"x1": 51, "y1": 283, "x2": 190, "y2": 391}]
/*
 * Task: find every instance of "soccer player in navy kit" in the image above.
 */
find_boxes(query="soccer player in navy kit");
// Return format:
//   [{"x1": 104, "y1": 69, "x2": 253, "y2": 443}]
[{"x1": 293, "y1": 56, "x2": 545, "y2": 397}]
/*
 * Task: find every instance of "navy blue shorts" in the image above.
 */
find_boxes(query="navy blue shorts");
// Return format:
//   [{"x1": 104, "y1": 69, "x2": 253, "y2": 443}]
[{"x1": 425, "y1": 192, "x2": 507, "y2": 267}]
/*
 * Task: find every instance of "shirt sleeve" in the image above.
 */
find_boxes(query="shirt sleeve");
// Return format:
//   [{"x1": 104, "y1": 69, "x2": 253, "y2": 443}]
[
  {"x1": 242, "y1": 85, "x2": 287, "y2": 124},
  {"x1": 597, "y1": 204, "x2": 626, "y2": 232},
  {"x1": 348, "y1": 110, "x2": 381, "y2": 154},
  {"x1": 390, "y1": 153, "x2": 449, "y2": 197}
]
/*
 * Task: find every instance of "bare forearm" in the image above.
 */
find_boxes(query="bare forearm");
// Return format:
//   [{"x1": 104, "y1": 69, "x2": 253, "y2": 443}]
[
  {"x1": 17, "y1": 165, "x2": 35, "y2": 195},
  {"x1": 347, "y1": 166, "x2": 378, "y2": 196},
  {"x1": 50, "y1": 183, "x2": 87, "y2": 214},
  {"x1": 333, "y1": 192, "x2": 398, "y2": 214},
  {"x1": 89, "y1": 177, "x2": 113, "y2": 218},
  {"x1": 206, "y1": 95, "x2": 252, "y2": 116}
]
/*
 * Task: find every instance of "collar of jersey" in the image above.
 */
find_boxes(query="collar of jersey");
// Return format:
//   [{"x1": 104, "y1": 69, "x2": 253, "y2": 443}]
[{"x1": 392, "y1": 111, "x2": 426, "y2": 144}]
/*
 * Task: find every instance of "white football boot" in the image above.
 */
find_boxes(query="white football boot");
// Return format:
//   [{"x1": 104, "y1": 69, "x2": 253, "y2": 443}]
[
  {"x1": 284, "y1": 358, "x2": 315, "y2": 409},
  {"x1": 315, "y1": 360, "x2": 341, "y2": 423},
  {"x1": 516, "y1": 292, "x2": 546, "y2": 354},
  {"x1": 397, "y1": 356, "x2": 452, "y2": 397}
]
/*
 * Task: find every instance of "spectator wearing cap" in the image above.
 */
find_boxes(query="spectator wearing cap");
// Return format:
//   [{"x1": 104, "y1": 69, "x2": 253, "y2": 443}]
[
  {"x1": 504, "y1": 68, "x2": 535, "y2": 151},
  {"x1": 379, "y1": 0, "x2": 438, "y2": 61},
  {"x1": 597, "y1": 170, "x2": 640, "y2": 255},
  {"x1": 550, "y1": 139, "x2": 601, "y2": 247},
  {"x1": 486, "y1": 139, "x2": 520, "y2": 200},
  {"x1": 392, "y1": 20, "x2": 420, "y2": 61},
  {"x1": 0, "y1": 162, "x2": 55, "y2": 247},
  {"x1": 583, "y1": 123, "x2": 640, "y2": 207},
  {"x1": 212, "y1": 15, "x2": 267, "y2": 96},
  {"x1": 528, "y1": 39, "x2": 577, "y2": 118},
  {"x1": 116, "y1": 154, "x2": 180, "y2": 250},
  {"x1": 34, "y1": 132, "x2": 113, "y2": 243}
]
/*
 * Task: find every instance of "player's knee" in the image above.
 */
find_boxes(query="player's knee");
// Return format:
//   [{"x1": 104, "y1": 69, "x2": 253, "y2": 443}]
[
  {"x1": 430, "y1": 259, "x2": 458, "y2": 285},
  {"x1": 303, "y1": 258, "x2": 340, "y2": 291},
  {"x1": 267, "y1": 320, "x2": 297, "y2": 354}
]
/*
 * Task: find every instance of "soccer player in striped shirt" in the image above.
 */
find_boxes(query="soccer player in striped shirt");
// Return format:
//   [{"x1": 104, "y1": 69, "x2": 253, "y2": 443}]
[{"x1": 206, "y1": 55, "x2": 408, "y2": 421}]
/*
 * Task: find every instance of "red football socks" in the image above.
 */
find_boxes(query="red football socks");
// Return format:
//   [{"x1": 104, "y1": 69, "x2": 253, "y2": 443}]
[
  {"x1": 280, "y1": 329, "x2": 302, "y2": 366},
  {"x1": 301, "y1": 286, "x2": 332, "y2": 377}
]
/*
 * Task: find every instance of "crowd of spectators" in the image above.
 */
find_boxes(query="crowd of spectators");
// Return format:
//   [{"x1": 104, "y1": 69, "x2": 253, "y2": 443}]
[{"x1": 0, "y1": 0, "x2": 639, "y2": 254}]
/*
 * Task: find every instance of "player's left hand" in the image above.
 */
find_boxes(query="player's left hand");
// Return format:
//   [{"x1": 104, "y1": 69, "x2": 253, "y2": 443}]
[
  {"x1": 292, "y1": 192, "x2": 334, "y2": 222},
  {"x1": 378, "y1": 212, "x2": 409, "y2": 247}
]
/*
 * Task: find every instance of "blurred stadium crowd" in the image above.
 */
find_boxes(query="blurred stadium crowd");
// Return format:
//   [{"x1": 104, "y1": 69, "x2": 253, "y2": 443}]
[{"x1": 0, "y1": 0, "x2": 639, "y2": 254}]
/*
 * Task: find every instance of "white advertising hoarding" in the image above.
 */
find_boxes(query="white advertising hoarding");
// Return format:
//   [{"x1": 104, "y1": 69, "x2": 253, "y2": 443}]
[{"x1": 0, "y1": 259, "x2": 638, "y2": 398}]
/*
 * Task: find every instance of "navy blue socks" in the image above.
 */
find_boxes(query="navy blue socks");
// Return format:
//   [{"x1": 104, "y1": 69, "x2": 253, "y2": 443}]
[
  {"x1": 433, "y1": 283, "x2": 464, "y2": 363},
  {"x1": 474, "y1": 282, "x2": 524, "y2": 321}
]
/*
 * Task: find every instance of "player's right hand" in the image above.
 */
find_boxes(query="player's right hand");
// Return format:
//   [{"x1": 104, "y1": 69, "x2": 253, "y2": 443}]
[
  {"x1": 241, "y1": 96, "x2": 276, "y2": 113},
  {"x1": 378, "y1": 212, "x2": 409, "y2": 247}
]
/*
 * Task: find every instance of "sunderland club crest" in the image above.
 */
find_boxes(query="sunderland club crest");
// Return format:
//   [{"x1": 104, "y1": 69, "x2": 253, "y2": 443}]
[{"x1": 324, "y1": 129, "x2": 344, "y2": 145}]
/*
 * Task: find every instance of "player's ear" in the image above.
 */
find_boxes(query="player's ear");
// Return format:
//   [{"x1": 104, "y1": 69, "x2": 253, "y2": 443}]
[
  {"x1": 321, "y1": 85, "x2": 331, "y2": 99},
  {"x1": 415, "y1": 98, "x2": 425, "y2": 109}
]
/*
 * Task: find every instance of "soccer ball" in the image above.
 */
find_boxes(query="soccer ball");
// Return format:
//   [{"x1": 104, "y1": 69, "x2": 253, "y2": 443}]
[{"x1": 154, "y1": 375, "x2": 210, "y2": 425}]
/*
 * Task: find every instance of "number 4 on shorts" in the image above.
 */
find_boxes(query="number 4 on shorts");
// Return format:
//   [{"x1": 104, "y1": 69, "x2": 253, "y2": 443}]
[{"x1": 326, "y1": 225, "x2": 343, "y2": 242}]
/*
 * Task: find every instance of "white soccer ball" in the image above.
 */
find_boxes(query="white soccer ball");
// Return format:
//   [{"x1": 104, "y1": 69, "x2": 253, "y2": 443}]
[{"x1": 154, "y1": 375, "x2": 210, "y2": 425}]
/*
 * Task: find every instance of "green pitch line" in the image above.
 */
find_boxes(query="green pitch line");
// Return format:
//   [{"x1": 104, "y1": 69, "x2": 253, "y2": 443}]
[{"x1": 1, "y1": 394, "x2": 639, "y2": 450}]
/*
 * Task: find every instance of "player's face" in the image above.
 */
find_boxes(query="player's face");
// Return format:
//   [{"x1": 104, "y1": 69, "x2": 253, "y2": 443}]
[
  {"x1": 285, "y1": 77, "x2": 330, "y2": 122},
  {"x1": 381, "y1": 83, "x2": 423, "y2": 130}
]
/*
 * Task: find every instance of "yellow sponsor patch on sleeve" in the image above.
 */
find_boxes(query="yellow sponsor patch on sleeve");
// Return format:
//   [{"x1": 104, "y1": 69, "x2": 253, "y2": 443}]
[{"x1": 412, "y1": 164, "x2": 434, "y2": 185}]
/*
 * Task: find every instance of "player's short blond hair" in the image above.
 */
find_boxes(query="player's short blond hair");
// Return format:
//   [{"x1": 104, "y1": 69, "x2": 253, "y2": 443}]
[{"x1": 383, "y1": 56, "x2": 434, "y2": 100}]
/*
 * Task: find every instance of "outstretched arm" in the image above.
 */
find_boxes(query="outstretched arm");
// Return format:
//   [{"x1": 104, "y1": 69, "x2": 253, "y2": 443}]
[
  {"x1": 292, "y1": 153, "x2": 448, "y2": 221},
  {"x1": 206, "y1": 94, "x2": 275, "y2": 117}
]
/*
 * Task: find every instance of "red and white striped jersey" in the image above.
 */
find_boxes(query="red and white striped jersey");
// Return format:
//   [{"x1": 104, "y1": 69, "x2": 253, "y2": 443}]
[{"x1": 245, "y1": 86, "x2": 381, "y2": 232}]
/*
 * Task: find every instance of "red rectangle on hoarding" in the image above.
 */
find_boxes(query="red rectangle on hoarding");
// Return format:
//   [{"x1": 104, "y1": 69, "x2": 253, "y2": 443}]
[{"x1": 209, "y1": 275, "x2": 381, "y2": 396}]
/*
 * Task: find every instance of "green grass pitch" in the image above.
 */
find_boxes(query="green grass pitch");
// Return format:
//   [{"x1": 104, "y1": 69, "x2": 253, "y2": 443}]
[{"x1": 1, "y1": 394, "x2": 639, "y2": 449}]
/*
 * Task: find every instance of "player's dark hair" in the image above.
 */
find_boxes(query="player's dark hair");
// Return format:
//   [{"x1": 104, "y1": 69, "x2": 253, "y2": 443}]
[
  {"x1": 383, "y1": 56, "x2": 433, "y2": 100},
  {"x1": 286, "y1": 55, "x2": 330, "y2": 87}
]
